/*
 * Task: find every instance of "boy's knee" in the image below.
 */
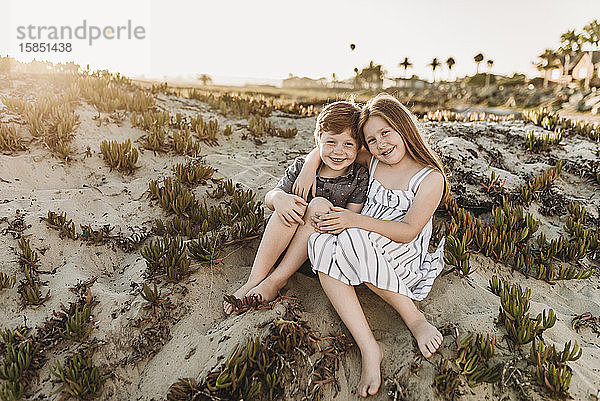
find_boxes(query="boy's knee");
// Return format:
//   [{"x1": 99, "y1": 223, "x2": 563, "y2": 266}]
[{"x1": 306, "y1": 197, "x2": 333, "y2": 216}]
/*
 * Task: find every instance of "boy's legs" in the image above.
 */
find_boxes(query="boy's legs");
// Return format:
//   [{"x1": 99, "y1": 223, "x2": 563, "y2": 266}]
[
  {"x1": 224, "y1": 212, "x2": 299, "y2": 314},
  {"x1": 363, "y1": 282, "x2": 443, "y2": 358},
  {"x1": 318, "y1": 272, "x2": 383, "y2": 398},
  {"x1": 246, "y1": 197, "x2": 332, "y2": 302}
]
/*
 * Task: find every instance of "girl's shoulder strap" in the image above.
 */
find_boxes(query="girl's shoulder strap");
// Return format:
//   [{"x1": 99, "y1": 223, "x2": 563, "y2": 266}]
[
  {"x1": 368, "y1": 156, "x2": 379, "y2": 175},
  {"x1": 409, "y1": 166, "x2": 435, "y2": 193}
]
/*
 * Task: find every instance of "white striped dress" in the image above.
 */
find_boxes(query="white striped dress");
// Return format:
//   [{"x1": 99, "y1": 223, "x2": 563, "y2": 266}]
[{"x1": 308, "y1": 157, "x2": 445, "y2": 301}]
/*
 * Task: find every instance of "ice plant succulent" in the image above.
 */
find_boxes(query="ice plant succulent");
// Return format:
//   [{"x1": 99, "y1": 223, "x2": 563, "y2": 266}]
[
  {"x1": 519, "y1": 161, "x2": 562, "y2": 205},
  {"x1": 170, "y1": 127, "x2": 200, "y2": 156},
  {"x1": 454, "y1": 332, "x2": 503, "y2": 386},
  {"x1": 248, "y1": 116, "x2": 297, "y2": 138},
  {"x1": 188, "y1": 232, "x2": 225, "y2": 264},
  {"x1": 61, "y1": 304, "x2": 93, "y2": 343},
  {"x1": 524, "y1": 129, "x2": 563, "y2": 152},
  {"x1": 100, "y1": 139, "x2": 139, "y2": 174},
  {"x1": 50, "y1": 343, "x2": 108, "y2": 400},
  {"x1": 529, "y1": 339, "x2": 581, "y2": 398},
  {"x1": 433, "y1": 359, "x2": 460, "y2": 399},
  {"x1": 423, "y1": 109, "x2": 514, "y2": 122},
  {"x1": 42, "y1": 211, "x2": 77, "y2": 240},
  {"x1": 0, "y1": 273, "x2": 16, "y2": 291},
  {"x1": 139, "y1": 282, "x2": 168, "y2": 317},
  {"x1": 444, "y1": 234, "x2": 472, "y2": 277},
  {"x1": 141, "y1": 234, "x2": 191, "y2": 282},
  {"x1": 186, "y1": 90, "x2": 274, "y2": 118},
  {"x1": 0, "y1": 123, "x2": 26, "y2": 154},
  {"x1": 172, "y1": 161, "x2": 215, "y2": 186},
  {"x1": 490, "y1": 276, "x2": 556, "y2": 345},
  {"x1": 148, "y1": 177, "x2": 197, "y2": 217},
  {"x1": 524, "y1": 107, "x2": 599, "y2": 141},
  {"x1": 202, "y1": 337, "x2": 280, "y2": 400},
  {"x1": 17, "y1": 238, "x2": 39, "y2": 271}
]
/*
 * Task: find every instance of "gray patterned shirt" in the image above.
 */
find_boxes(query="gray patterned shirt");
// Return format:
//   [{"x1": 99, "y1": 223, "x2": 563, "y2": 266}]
[{"x1": 276, "y1": 157, "x2": 369, "y2": 207}]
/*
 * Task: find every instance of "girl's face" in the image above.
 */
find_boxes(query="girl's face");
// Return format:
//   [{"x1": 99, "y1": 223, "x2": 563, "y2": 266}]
[{"x1": 363, "y1": 115, "x2": 407, "y2": 165}]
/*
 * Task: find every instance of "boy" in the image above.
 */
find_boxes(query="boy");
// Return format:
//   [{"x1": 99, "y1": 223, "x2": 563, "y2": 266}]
[{"x1": 224, "y1": 101, "x2": 369, "y2": 314}]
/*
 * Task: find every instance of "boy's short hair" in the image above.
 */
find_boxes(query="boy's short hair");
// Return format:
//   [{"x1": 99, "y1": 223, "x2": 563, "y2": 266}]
[{"x1": 314, "y1": 101, "x2": 361, "y2": 143}]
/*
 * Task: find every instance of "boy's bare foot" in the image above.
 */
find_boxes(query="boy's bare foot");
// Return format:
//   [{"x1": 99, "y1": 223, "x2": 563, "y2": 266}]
[
  {"x1": 245, "y1": 277, "x2": 283, "y2": 303},
  {"x1": 223, "y1": 282, "x2": 256, "y2": 315},
  {"x1": 357, "y1": 342, "x2": 383, "y2": 397},
  {"x1": 406, "y1": 316, "x2": 443, "y2": 358}
]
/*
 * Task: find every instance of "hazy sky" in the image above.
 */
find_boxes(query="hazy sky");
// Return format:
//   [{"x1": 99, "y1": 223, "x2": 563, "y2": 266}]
[{"x1": 1, "y1": 0, "x2": 599, "y2": 84}]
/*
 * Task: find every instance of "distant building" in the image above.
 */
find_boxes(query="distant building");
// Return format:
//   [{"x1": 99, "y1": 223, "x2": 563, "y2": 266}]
[
  {"x1": 331, "y1": 79, "x2": 354, "y2": 89},
  {"x1": 282, "y1": 75, "x2": 328, "y2": 88},
  {"x1": 392, "y1": 76, "x2": 431, "y2": 89},
  {"x1": 549, "y1": 51, "x2": 600, "y2": 88}
]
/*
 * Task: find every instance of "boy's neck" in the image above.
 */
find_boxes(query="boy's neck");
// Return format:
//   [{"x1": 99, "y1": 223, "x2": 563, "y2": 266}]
[{"x1": 318, "y1": 162, "x2": 350, "y2": 178}]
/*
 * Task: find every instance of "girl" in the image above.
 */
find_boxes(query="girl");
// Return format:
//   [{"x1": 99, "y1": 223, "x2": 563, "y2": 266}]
[{"x1": 293, "y1": 93, "x2": 449, "y2": 397}]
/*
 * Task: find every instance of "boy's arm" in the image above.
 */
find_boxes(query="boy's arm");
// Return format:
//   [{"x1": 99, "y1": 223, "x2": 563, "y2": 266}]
[
  {"x1": 265, "y1": 188, "x2": 307, "y2": 226},
  {"x1": 356, "y1": 147, "x2": 371, "y2": 168},
  {"x1": 292, "y1": 147, "x2": 320, "y2": 200}
]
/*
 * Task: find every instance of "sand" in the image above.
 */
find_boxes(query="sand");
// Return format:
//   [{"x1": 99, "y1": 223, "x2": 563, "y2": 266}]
[{"x1": 0, "y1": 73, "x2": 598, "y2": 401}]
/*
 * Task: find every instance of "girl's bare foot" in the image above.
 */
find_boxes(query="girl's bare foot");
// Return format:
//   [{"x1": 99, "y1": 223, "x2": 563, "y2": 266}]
[
  {"x1": 357, "y1": 342, "x2": 383, "y2": 397},
  {"x1": 245, "y1": 277, "x2": 283, "y2": 303},
  {"x1": 406, "y1": 316, "x2": 443, "y2": 358},
  {"x1": 223, "y1": 282, "x2": 256, "y2": 315}
]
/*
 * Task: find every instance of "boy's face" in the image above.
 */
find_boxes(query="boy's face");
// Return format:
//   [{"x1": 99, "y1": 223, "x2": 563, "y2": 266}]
[{"x1": 317, "y1": 128, "x2": 359, "y2": 172}]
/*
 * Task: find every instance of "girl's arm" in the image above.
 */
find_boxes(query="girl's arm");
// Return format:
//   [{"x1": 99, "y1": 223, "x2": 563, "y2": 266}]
[
  {"x1": 292, "y1": 147, "x2": 320, "y2": 200},
  {"x1": 312, "y1": 202, "x2": 363, "y2": 233},
  {"x1": 316, "y1": 172, "x2": 444, "y2": 243},
  {"x1": 345, "y1": 203, "x2": 364, "y2": 213}
]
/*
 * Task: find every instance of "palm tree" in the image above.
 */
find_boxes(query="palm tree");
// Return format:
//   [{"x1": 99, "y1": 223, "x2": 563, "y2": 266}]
[
  {"x1": 399, "y1": 57, "x2": 412, "y2": 78},
  {"x1": 560, "y1": 29, "x2": 582, "y2": 53},
  {"x1": 583, "y1": 19, "x2": 600, "y2": 49},
  {"x1": 428, "y1": 58, "x2": 441, "y2": 82},
  {"x1": 537, "y1": 49, "x2": 558, "y2": 88},
  {"x1": 446, "y1": 57, "x2": 456, "y2": 80},
  {"x1": 197, "y1": 74, "x2": 212, "y2": 86},
  {"x1": 363, "y1": 61, "x2": 385, "y2": 89},
  {"x1": 485, "y1": 59, "x2": 494, "y2": 87},
  {"x1": 581, "y1": 20, "x2": 600, "y2": 89},
  {"x1": 474, "y1": 53, "x2": 484, "y2": 74}
]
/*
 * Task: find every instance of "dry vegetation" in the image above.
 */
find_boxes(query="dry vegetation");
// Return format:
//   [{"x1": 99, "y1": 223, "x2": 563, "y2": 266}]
[{"x1": 0, "y1": 57, "x2": 598, "y2": 401}]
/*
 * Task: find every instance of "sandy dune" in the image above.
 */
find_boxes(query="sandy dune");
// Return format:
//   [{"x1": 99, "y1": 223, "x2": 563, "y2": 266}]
[{"x1": 0, "y1": 74, "x2": 598, "y2": 401}]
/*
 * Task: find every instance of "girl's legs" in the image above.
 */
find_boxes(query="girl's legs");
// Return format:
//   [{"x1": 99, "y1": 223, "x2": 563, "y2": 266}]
[
  {"x1": 364, "y1": 283, "x2": 442, "y2": 358},
  {"x1": 246, "y1": 197, "x2": 332, "y2": 302},
  {"x1": 318, "y1": 272, "x2": 383, "y2": 398},
  {"x1": 224, "y1": 212, "x2": 299, "y2": 314}
]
